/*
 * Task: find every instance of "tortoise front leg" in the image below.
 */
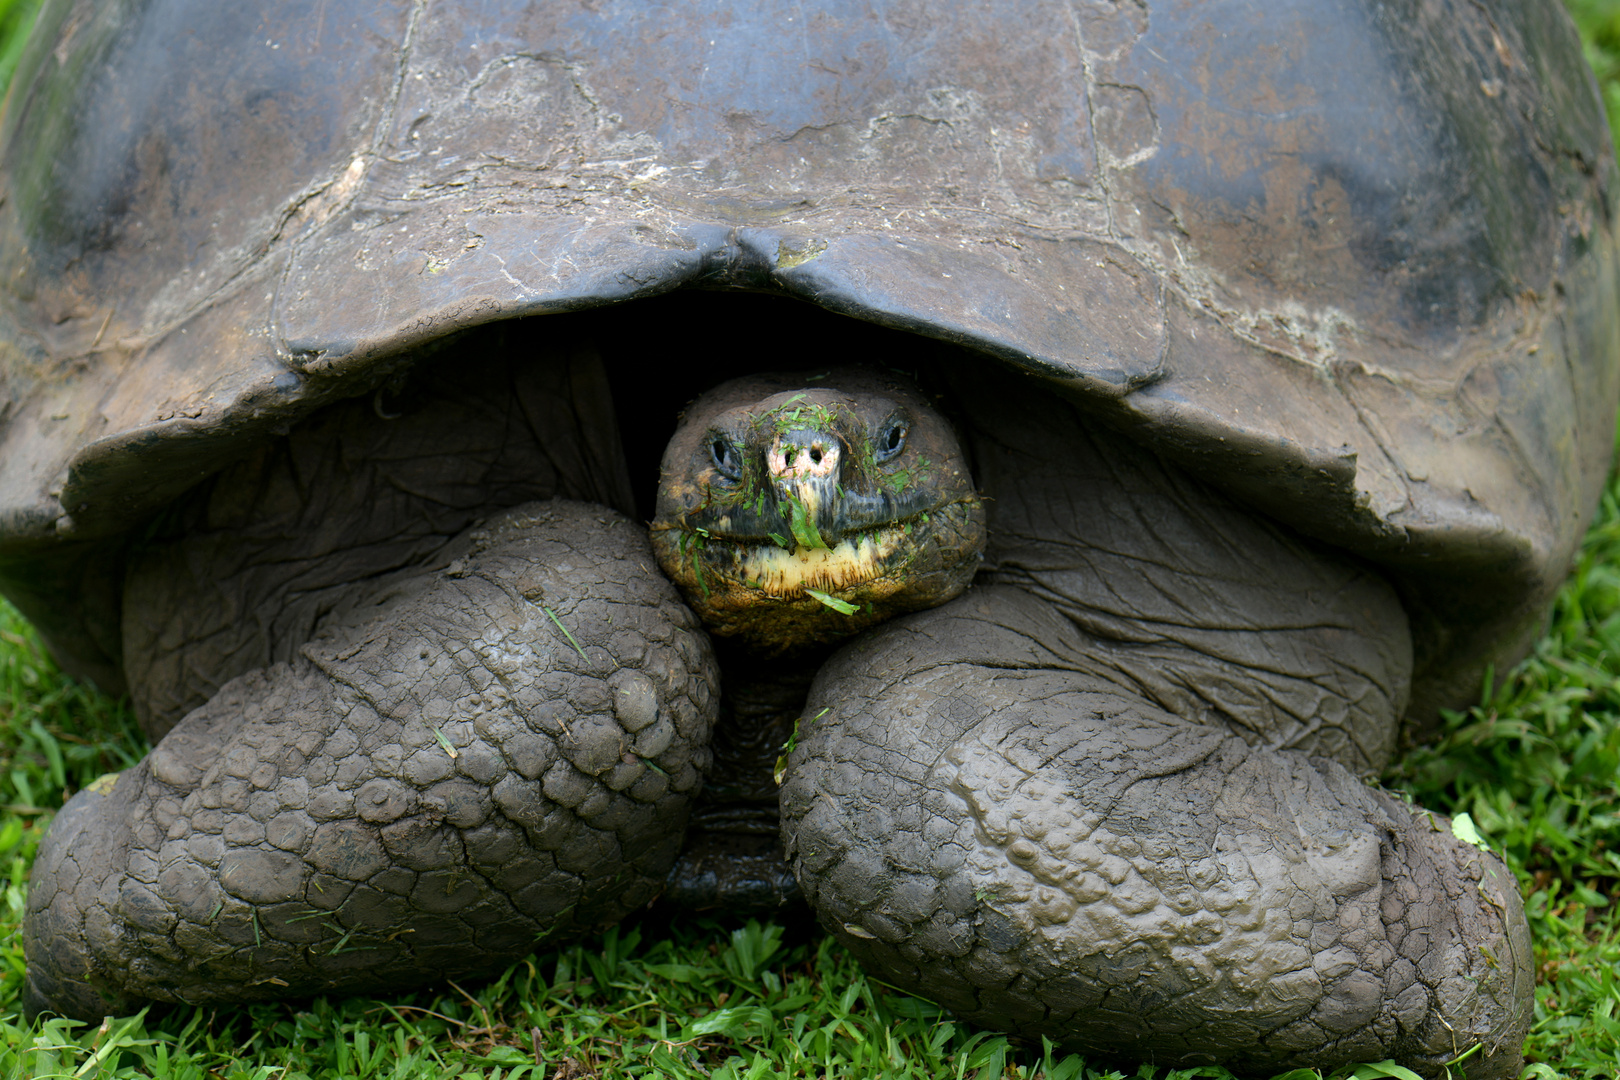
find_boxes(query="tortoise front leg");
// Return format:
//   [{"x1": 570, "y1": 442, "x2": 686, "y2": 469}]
[
  {"x1": 24, "y1": 501, "x2": 716, "y2": 1019},
  {"x1": 781, "y1": 585, "x2": 1531, "y2": 1077},
  {"x1": 782, "y1": 380, "x2": 1531, "y2": 1077}
]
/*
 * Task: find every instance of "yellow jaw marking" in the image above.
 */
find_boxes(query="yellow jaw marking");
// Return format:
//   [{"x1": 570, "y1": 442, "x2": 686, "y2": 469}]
[{"x1": 738, "y1": 533, "x2": 898, "y2": 595}]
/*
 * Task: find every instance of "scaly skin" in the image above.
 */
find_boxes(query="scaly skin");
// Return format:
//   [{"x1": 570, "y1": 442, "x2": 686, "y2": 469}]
[
  {"x1": 24, "y1": 502, "x2": 716, "y2": 1016},
  {"x1": 22, "y1": 363, "x2": 1535, "y2": 1077},
  {"x1": 775, "y1": 371, "x2": 1533, "y2": 1077},
  {"x1": 120, "y1": 345, "x2": 633, "y2": 741},
  {"x1": 782, "y1": 588, "x2": 1532, "y2": 1078}
]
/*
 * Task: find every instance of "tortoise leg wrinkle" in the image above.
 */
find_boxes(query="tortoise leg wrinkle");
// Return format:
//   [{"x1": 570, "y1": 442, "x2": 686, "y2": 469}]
[
  {"x1": 782, "y1": 587, "x2": 1533, "y2": 1078},
  {"x1": 23, "y1": 501, "x2": 716, "y2": 1019}
]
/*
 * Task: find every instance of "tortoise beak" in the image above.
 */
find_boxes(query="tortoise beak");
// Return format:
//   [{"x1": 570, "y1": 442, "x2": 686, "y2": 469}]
[{"x1": 769, "y1": 428, "x2": 844, "y2": 548}]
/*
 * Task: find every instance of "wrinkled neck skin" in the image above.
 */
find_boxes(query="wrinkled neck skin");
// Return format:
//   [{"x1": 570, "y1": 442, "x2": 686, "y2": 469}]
[
  {"x1": 651, "y1": 370, "x2": 984, "y2": 909},
  {"x1": 649, "y1": 368, "x2": 987, "y2": 656}
]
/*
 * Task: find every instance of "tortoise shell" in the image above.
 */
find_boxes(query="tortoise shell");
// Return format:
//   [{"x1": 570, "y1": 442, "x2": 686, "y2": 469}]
[{"x1": 0, "y1": 0, "x2": 1613, "y2": 729}]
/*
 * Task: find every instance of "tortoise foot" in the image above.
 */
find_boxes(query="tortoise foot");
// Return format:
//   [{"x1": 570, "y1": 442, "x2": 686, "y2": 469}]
[
  {"x1": 23, "y1": 501, "x2": 717, "y2": 1018},
  {"x1": 782, "y1": 590, "x2": 1533, "y2": 1079}
]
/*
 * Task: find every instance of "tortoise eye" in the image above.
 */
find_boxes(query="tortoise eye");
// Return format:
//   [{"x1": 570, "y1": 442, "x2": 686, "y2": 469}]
[
  {"x1": 710, "y1": 435, "x2": 742, "y2": 481},
  {"x1": 875, "y1": 420, "x2": 908, "y2": 464}
]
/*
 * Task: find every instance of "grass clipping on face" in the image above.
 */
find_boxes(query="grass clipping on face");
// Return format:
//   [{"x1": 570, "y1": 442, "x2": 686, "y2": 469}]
[{"x1": 804, "y1": 588, "x2": 858, "y2": 615}]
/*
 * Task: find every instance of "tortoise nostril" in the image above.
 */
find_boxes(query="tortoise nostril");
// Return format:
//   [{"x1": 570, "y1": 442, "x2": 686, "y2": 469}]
[{"x1": 810, "y1": 447, "x2": 823, "y2": 465}]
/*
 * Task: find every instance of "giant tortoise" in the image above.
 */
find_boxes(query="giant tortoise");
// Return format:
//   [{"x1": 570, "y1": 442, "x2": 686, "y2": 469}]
[{"x1": 1, "y1": 0, "x2": 1615, "y2": 1075}]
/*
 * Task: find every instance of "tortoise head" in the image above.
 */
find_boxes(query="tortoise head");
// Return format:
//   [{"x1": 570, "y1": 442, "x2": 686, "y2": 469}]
[{"x1": 650, "y1": 369, "x2": 986, "y2": 654}]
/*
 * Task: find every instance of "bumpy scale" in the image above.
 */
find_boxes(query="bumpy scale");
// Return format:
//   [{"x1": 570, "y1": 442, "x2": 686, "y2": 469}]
[
  {"x1": 26, "y1": 503, "x2": 717, "y2": 1016},
  {"x1": 23, "y1": 362, "x2": 1532, "y2": 1079}
]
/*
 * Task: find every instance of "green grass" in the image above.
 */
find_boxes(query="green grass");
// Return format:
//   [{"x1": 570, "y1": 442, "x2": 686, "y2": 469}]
[
  {"x1": 3, "y1": 1, "x2": 1620, "y2": 1077},
  {"x1": 7, "y1": 516, "x2": 1617, "y2": 1080},
  {"x1": 0, "y1": 0, "x2": 38, "y2": 96},
  {"x1": 10, "y1": 521, "x2": 1613, "y2": 1080},
  {"x1": 1569, "y1": 0, "x2": 1620, "y2": 143},
  {"x1": 3, "y1": 504, "x2": 1618, "y2": 1080}
]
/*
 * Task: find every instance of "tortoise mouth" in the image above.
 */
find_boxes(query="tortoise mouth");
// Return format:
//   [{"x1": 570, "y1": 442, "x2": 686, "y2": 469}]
[
  {"x1": 668, "y1": 516, "x2": 922, "y2": 598},
  {"x1": 651, "y1": 494, "x2": 985, "y2": 618}
]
